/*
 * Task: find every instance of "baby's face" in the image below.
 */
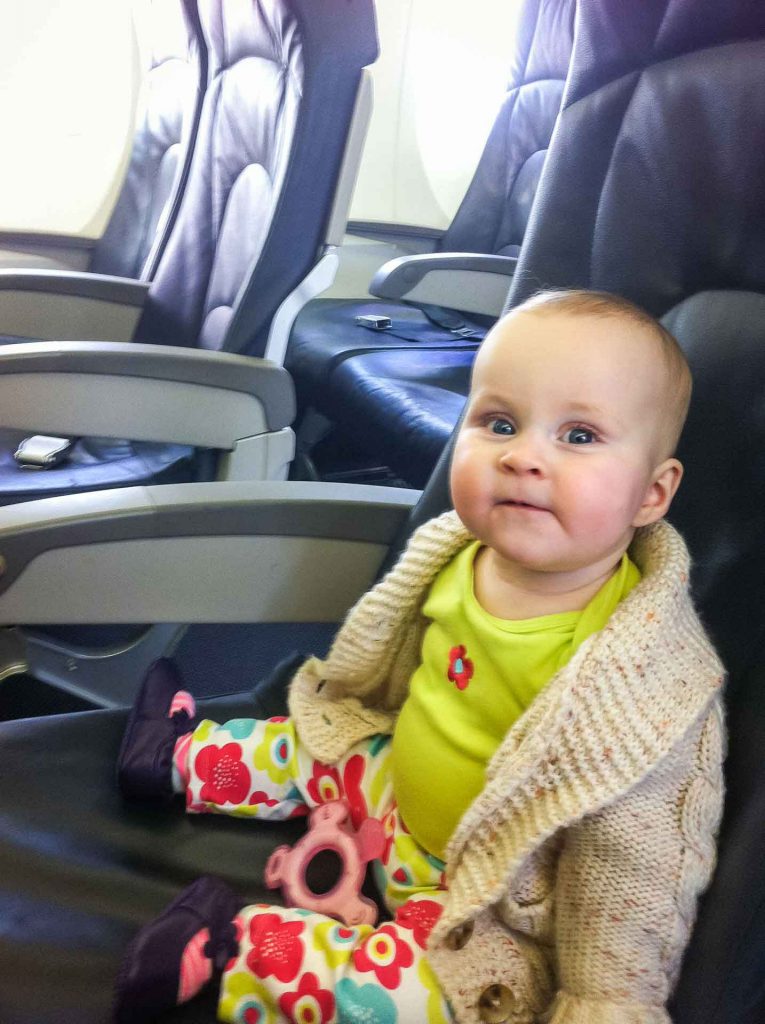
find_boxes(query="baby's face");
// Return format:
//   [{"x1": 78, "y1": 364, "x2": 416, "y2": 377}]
[{"x1": 451, "y1": 310, "x2": 680, "y2": 584}]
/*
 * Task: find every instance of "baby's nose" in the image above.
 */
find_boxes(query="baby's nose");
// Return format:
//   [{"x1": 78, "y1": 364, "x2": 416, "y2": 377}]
[{"x1": 499, "y1": 437, "x2": 544, "y2": 474}]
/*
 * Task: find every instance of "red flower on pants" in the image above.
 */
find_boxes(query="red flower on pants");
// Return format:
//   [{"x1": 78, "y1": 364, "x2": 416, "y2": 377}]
[
  {"x1": 342, "y1": 754, "x2": 368, "y2": 828},
  {"x1": 394, "y1": 899, "x2": 443, "y2": 949},
  {"x1": 248, "y1": 790, "x2": 279, "y2": 807},
  {"x1": 353, "y1": 924, "x2": 414, "y2": 989},
  {"x1": 447, "y1": 645, "x2": 474, "y2": 690},
  {"x1": 194, "y1": 742, "x2": 251, "y2": 804},
  {"x1": 305, "y1": 761, "x2": 342, "y2": 805},
  {"x1": 279, "y1": 971, "x2": 335, "y2": 1023},
  {"x1": 247, "y1": 913, "x2": 305, "y2": 983}
]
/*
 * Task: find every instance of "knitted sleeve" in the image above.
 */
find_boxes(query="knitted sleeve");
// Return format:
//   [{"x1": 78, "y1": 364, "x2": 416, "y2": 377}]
[{"x1": 546, "y1": 698, "x2": 725, "y2": 1024}]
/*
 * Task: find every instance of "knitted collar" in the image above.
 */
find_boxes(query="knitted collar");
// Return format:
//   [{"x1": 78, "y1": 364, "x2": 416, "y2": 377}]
[{"x1": 437, "y1": 516, "x2": 725, "y2": 927}]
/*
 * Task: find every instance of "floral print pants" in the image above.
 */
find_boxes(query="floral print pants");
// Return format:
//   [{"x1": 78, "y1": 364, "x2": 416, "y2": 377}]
[{"x1": 177, "y1": 714, "x2": 455, "y2": 1024}]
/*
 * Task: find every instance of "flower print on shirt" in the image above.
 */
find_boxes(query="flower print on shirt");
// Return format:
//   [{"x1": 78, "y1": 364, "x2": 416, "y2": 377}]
[{"x1": 447, "y1": 645, "x2": 474, "y2": 690}]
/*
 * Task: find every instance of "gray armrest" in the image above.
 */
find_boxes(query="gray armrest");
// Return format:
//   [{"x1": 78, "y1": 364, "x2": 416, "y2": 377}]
[
  {"x1": 0, "y1": 340, "x2": 294, "y2": 443},
  {"x1": 0, "y1": 481, "x2": 419, "y2": 623},
  {"x1": 369, "y1": 252, "x2": 517, "y2": 317},
  {"x1": 0, "y1": 270, "x2": 150, "y2": 342}
]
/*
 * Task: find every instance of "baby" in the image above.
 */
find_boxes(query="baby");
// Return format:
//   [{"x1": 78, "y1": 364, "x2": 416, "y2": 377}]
[{"x1": 115, "y1": 290, "x2": 725, "y2": 1024}]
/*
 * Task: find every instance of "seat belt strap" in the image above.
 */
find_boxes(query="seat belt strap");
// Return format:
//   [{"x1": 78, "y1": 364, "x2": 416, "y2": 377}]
[
  {"x1": 14, "y1": 435, "x2": 76, "y2": 470},
  {"x1": 355, "y1": 303, "x2": 488, "y2": 344},
  {"x1": 415, "y1": 302, "x2": 485, "y2": 335}
]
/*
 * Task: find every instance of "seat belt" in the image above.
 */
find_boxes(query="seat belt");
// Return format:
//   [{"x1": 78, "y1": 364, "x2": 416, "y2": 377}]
[
  {"x1": 14, "y1": 435, "x2": 75, "y2": 470},
  {"x1": 417, "y1": 302, "x2": 488, "y2": 337},
  {"x1": 355, "y1": 302, "x2": 488, "y2": 344}
]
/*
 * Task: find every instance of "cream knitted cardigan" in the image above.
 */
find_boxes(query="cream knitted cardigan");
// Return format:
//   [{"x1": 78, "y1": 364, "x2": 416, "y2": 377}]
[{"x1": 289, "y1": 512, "x2": 726, "y2": 1024}]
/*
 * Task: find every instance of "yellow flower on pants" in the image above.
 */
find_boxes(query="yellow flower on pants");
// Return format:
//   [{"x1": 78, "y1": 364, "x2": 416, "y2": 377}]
[
  {"x1": 312, "y1": 918, "x2": 373, "y2": 969},
  {"x1": 218, "y1": 971, "x2": 278, "y2": 1024},
  {"x1": 252, "y1": 719, "x2": 299, "y2": 785}
]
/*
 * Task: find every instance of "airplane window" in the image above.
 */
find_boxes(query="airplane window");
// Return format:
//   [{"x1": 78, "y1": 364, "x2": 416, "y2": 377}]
[
  {"x1": 351, "y1": 0, "x2": 523, "y2": 230},
  {"x1": 0, "y1": 0, "x2": 523, "y2": 239},
  {"x1": 0, "y1": 0, "x2": 136, "y2": 236}
]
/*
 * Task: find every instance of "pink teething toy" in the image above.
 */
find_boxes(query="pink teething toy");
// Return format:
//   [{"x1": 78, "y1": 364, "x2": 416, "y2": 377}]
[{"x1": 264, "y1": 800, "x2": 385, "y2": 926}]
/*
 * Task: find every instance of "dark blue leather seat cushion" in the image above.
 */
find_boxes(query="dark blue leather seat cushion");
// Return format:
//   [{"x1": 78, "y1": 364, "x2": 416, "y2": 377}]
[
  {"x1": 286, "y1": 298, "x2": 482, "y2": 405},
  {"x1": 0, "y1": 434, "x2": 195, "y2": 505},
  {"x1": 326, "y1": 348, "x2": 473, "y2": 487}
]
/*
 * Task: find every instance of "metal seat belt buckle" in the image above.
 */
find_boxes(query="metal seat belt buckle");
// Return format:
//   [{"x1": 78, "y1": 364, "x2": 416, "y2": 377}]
[{"x1": 14, "y1": 435, "x2": 74, "y2": 470}]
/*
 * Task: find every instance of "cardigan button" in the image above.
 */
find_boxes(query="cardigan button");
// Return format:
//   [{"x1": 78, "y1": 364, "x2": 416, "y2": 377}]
[
  {"x1": 444, "y1": 920, "x2": 474, "y2": 950},
  {"x1": 477, "y1": 983, "x2": 516, "y2": 1023}
]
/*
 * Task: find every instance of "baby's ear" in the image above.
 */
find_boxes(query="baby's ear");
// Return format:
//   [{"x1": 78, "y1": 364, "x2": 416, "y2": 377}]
[{"x1": 632, "y1": 458, "x2": 684, "y2": 527}]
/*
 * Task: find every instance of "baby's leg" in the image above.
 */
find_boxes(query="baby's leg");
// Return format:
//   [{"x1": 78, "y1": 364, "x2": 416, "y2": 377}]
[
  {"x1": 179, "y1": 715, "x2": 310, "y2": 820},
  {"x1": 116, "y1": 884, "x2": 453, "y2": 1023},
  {"x1": 219, "y1": 895, "x2": 454, "y2": 1023},
  {"x1": 117, "y1": 658, "x2": 311, "y2": 820},
  {"x1": 179, "y1": 711, "x2": 396, "y2": 825}
]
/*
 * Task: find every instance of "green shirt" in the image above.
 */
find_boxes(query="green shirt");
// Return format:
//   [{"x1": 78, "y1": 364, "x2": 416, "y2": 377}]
[{"x1": 391, "y1": 543, "x2": 641, "y2": 859}]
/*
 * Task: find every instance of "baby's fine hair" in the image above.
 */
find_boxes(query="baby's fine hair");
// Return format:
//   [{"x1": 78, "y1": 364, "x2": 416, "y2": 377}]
[{"x1": 512, "y1": 288, "x2": 692, "y2": 455}]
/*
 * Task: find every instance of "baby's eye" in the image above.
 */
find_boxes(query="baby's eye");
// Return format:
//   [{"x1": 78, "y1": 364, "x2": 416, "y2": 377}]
[
  {"x1": 562, "y1": 426, "x2": 597, "y2": 445},
  {"x1": 488, "y1": 417, "x2": 515, "y2": 436}
]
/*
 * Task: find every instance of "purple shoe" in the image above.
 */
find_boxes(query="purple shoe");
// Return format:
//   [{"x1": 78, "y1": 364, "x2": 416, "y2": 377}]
[
  {"x1": 118, "y1": 658, "x2": 198, "y2": 801},
  {"x1": 115, "y1": 875, "x2": 242, "y2": 1022}
]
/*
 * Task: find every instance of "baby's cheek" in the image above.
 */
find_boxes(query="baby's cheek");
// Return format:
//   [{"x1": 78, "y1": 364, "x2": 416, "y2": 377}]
[
  {"x1": 452, "y1": 472, "x2": 489, "y2": 524},
  {"x1": 568, "y1": 476, "x2": 635, "y2": 531}
]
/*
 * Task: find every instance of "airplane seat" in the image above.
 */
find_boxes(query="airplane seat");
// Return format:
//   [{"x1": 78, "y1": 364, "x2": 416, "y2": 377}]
[
  {"x1": 2, "y1": 2, "x2": 765, "y2": 1022},
  {"x1": 87, "y1": 0, "x2": 207, "y2": 283},
  {"x1": 392, "y1": 287, "x2": 765, "y2": 1024},
  {"x1": 0, "y1": 0, "x2": 205, "y2": 287},
  {"x1": 284, "y1": 0, "x2": 575, "y2": 479},
  {"x1": 0, "y1": 0, "x2": 378, "y2": 504},
  {"x1": 319, "y1": 0, "x2": 765, "y2": 490},
  {"x1": 0, "y1": 305, "x2": 764, "y2": 1021},
  {"x1": 658, "y1": 290, "x2": 765, "y2": 1024}
]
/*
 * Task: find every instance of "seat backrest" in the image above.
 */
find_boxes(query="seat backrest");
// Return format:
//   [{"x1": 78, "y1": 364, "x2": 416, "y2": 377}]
[
  {"x1": 507, "y1": 2, "x2": 765, "y2": 315},
  {"x1": 404, "y1": 4, "x2": 765, "y2": 1020},
  {"x1": 135, "y1": 0, "x2": 377, "y2": 357},
  {"x1": 438, "y1": 0, "x2": 575, "y2": 258},
  {"x1": 89, "y1": 0, "x2": 206, "y2": 282},
  {"x1": 660, "y1": 291, "x2": 765, "y2": 1024}
]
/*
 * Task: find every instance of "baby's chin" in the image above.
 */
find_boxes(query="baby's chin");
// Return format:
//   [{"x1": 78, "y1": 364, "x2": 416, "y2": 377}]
[{"x1": 484, "y1": 539, "x2": 628, "y2": 581}]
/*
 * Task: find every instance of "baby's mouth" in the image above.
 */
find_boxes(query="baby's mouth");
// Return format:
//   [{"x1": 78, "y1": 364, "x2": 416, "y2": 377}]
[{"x1": 500, "y1": 499, "x2": 549, "y2": 512}]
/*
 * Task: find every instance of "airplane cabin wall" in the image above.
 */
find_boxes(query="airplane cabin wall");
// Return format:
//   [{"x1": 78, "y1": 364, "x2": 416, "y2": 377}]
[
  {"x1": 0, "y1": 0, "x2": 521, "y2": 243},
  {"x1": 354, "y1": 0, "x2": 523, "y2": 231},
  {"x1": 0, "y1": 0, "x2": 139, "y2": 239}
]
